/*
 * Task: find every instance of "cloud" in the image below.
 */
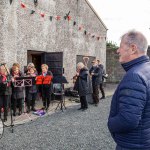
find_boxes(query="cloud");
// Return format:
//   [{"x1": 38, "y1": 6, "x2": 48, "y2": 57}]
[{"x1": 88, "y1": 0, "x2": 150, "y2": 45}]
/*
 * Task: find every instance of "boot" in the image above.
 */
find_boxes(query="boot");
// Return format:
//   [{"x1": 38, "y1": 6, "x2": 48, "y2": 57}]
[
  {"x1": 4, "y1": 116, "x2": 7, "y2": 122},
  {"x1": 13, "y1": 111, "x2": 16, "y2": 116},
  {"x1": 4, "y1": 109, "x2": 8, "y2": 122},
  {"x1": 27, "y1": 106, "x2": 30, "y2": 113},
  {"x1": 31, "y1": 107, "x2": 36, "y2": 111},
  {"x1": 18, "y1": 108, "x2": 22, "y2": 116}
]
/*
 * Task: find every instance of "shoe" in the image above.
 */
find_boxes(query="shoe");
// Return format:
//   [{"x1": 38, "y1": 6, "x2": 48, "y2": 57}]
[
  {"x1": 41, "y1": 107, "x2": 45, "y2": 110},
  {"x1": 100, "y1": 96, "x2": 105, "y2": 100},
  {"x1": 78, "y1": 107, "x2": 84, "y2": 110},
  {"x1": 95, "y1": 104, "x2": 98, "y2": 107},
  {"x1": 13, "y1": 113, "x2": 16, "y2": 116},
  {"x1": 45, "y1": 107, "x2": 49, "y2": 111},
  {"x1": 27, "y1": 109, "x2": 30, "y2": 113},
  {"x1": 82, "y1": 107, "x2": 88, "y2": 111},
  {"x1": 31, "y1": 108, "x2": 36, "y2": 111},
  {"x1": 4, "y1": 117, "x2": 7, "y2": 122},
  {"x1": 18, "y1": 111, "x2": 22, "y2": 116},
  {"x1": 89, "y1": 102, "x2": 95, "y2": 105}
]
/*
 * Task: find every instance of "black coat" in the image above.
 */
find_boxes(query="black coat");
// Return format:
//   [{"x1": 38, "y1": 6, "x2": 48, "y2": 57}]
[
  {"x1": 11, "y1": 72, "x2": 24, "y2": 99},
  {"x1": 90, "y1": 65, "x2": 103, "y2": 85},
  {"x1": 0, "y1": 75, "x2": 12, "y2": 95},
  {"x1": 38, "y1": 71, "x2": 53, "y2": 98},
  {"x1": 74, "y1": 67, "x2": 92, "y2": 97},
  {"x1": 98, "y1": 64, "x2": 106, "y2": 82}
]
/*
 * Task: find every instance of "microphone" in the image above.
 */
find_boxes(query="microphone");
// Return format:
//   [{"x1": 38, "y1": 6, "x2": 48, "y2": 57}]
[{"x1": 0, "y1": 63, "x2": 6, "y2": 66}]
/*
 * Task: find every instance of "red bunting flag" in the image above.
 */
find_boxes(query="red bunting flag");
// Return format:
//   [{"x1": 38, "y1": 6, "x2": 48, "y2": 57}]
[
  {"x1": 78, "y1": 26, "x2": 82, "y2": 31},
  {"x1": 67, "y1": 16, "x2": 71, "y2": 21},
  {"x1": 40, "y1": 13, "x2": 45, "y2": 18},
  {"x1": 97, "y1": 37, "x2": 100, "y2": 40},
  {"x1": 21, "y1": 3, "x2": 26, "y2": 8},
  {"x1": 56, "y1": 16, "x2": 61, "y2": 20}
]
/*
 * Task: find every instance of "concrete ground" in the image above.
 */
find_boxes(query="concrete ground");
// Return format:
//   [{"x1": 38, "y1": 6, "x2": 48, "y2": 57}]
[{"x1": 0, "y1": 83, "x2": 118, "y2": 150}]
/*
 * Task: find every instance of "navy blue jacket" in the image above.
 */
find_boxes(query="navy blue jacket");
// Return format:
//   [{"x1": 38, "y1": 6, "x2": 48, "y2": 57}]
[{"x1": 108, "y1": 55, "x2": 150, "y2": 149}]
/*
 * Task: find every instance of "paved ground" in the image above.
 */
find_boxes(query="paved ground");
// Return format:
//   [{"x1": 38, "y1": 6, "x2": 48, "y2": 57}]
[{"x1": 0, "y1": 83, "x2": 118, "y2": 150}]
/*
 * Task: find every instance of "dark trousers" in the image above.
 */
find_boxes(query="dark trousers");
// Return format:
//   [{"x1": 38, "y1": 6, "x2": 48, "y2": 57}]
[
  {"x1": 26, "y1": 93, "x2": 37, "y2": 109},
  {"x1": 92, "y1": 85, "x2": 99, "y2": 104},
  {"x1": 12, "y1": 98, "x2": 22, "y2": 114},
  {"x1": 0, "y1": 95, "x2": 10, "y2": 118},
  {"x1": 100, "y1": 83, "x2": 105, "y2": 97},
  {"x1": 42, "y1": 95, "x2": 51, "y2": 109},
  {"x1": 80, "y1": 96, "x2": 88, "y2": 109}
]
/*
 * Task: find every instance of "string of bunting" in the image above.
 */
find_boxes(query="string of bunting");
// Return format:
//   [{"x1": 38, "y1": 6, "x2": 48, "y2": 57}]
[{"x1": 19, "y1": 1, "x2": 106, "y2": 41}]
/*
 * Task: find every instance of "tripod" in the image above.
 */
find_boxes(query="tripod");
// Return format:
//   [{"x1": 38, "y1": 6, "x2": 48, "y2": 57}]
[{"x1": 54, "y1": 83, "x2": 66, "y2": 112}]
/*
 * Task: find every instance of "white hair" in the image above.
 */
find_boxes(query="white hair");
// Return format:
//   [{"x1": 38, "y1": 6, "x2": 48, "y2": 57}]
[
  {"x1": 121, "y1": 30, "x2": 148, "y2": 53},
  {"x1": 77, "y1": 62, "x2": 85, "y2": 69},
  {"x1": 27, "y1": 62, "x2": 35, "y2": 68}
]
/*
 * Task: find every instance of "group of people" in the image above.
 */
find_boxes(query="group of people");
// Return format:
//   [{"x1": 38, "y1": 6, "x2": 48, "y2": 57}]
[
  {"x1": 1, "y1": 29, "x2": 150, "y2": 149},
  {"x1": 0, "y1": 63, "x2": 53, "y2": 122},
  {"x1": 74, "y1": 59, "x2": 107, "y2": 110}
]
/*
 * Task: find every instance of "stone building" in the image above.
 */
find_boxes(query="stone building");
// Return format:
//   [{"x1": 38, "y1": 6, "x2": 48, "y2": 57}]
[
  {"x1": 106, "y1": 48, "x2": 125, "y2": 83},
  {"x1": 0, "y1": 0, "x2": 107, "y2": 86}
]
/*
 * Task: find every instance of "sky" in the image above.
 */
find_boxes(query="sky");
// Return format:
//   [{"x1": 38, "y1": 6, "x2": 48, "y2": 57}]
[{"x1": 88, "y1": 0, "x2": 150, "y2": 46}]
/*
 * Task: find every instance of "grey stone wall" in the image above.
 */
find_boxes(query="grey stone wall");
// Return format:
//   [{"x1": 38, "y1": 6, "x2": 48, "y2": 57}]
[
  {"x1": 0, "y1": 0, "x2": 107, "y2": 86},
  {"x1": 106, "y1": 48, "x2": 125, "y2": 83}
]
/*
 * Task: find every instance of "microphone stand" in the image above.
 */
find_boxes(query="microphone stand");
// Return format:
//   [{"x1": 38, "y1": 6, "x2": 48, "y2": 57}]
[{"x1": 1, "y1": 64, "x2": 14, "y2": 133}]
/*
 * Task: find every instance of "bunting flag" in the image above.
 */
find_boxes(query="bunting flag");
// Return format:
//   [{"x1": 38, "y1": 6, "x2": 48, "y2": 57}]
[
  {"x1": 31, "y1": 10, "x2": 35, "y2": 15},
  {"x1": 40, "y1": 13, "x2": 45, "y2": 18},
  {"x1": 50, "y1": 16, "x2": 53, "y2": 21},
  {"x1": 34, "y1": 0, "x2": 38, "y2": 7},
  {"x1": 19, "y1": 1, "x2": 106, "y2": 42},
  {"x1": 56, "y1": 16, "x2": 61, "y2": 20},
  {"x1": 10, "y1": 0, "x2": 13, "y2": 5},
  {"x1": 79, "y1": 26, "x2": 82, "y2": 31},
  {"x1": 67, "y1": 16, "x2": 71, "y2": 21},
  {"x1": 21, "y1": 3, "x2": 26, "y2": 8},
  {"x1": 64, "y1": 11, "x2": 70, "y2": 20},
  {"x1": 73, "y1": 21, "x2": 76, "y2": 26},
  {"x1": 64, "y1": 16, "x2": 67, "y2": 20}
]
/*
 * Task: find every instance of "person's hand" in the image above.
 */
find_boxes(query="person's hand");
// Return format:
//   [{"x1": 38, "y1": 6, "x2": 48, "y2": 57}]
[
  {"x1": 76, "y1": 72, "x2": 79, "y2": 76},
  {"x1": 105, "y1": 74, "x2": 108, "y2": 77},
  {"x1": 11, "y1": 77, "x2": 15, "y2": 82},
  {"x1": 91, "y1": 73, "x2": 94, "y2": 75}
]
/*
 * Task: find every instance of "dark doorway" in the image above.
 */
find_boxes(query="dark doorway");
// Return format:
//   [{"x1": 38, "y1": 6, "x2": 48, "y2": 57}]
[
  {"x1": 32, "y1": 54, "x2": 42, "y2": 74},
  {"x1": 27, "y1": 51, "x2": 63, "y2": 76},
  {"x1": 27, "y1": 50, "x2": 43, "y2": 74},
  {"x1": 41, "y1": 52, "x2": 63, "y2": 76}
]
